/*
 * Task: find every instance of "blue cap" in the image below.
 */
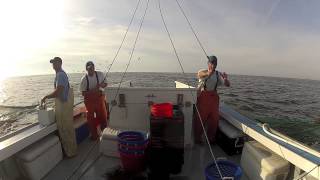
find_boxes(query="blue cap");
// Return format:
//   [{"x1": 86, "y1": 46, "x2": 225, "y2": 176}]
[{"x1": 50, "y1": 57, "x2": 62, "y2": 63}]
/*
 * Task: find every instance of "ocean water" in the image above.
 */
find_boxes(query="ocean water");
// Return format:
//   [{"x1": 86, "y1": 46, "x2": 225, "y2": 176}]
[{"x1": 0, "y1": 72, "x2": 320, "y2": 147}]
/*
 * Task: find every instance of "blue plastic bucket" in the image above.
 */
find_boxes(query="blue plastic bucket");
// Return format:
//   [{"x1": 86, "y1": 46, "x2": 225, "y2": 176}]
[
  {"x1": 205, "y1": 160, "x2": 242, "y2": 180},
  {"x1": 118, "y1": 131, "x2": 148, "y2": 147}
]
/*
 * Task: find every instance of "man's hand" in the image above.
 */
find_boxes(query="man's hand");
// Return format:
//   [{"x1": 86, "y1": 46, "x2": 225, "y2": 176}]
[
  {"x1": 98, "y1": 82, "x2": 107, "y2": 88},
  {"x1": 41, "y1": 96, "x2": 47, "y2": 106},
  {"x1": 221, "y1": 72, "x2": 230, "y2": 87},
  {"x1": 221, "y1": 72, "x2": 228, "y2": 80},
  {"x1": 87, "y1": 86, "x2": 100, "y2": 93}
]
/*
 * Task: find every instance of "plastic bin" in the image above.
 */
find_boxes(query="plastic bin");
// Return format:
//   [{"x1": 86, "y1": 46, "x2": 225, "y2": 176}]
[
  {"x1": 118, "y1": 131, "x2": 148, "y2": 173},
  {"x1": 151, "y1": 103, "x2": 173, "y2": 118},
  {"x1": 241, "y1": 141, "x2": 290, "y2": 180},
  {"x1": 205, "y1": 160, "x2": 242, "y2": 180}
]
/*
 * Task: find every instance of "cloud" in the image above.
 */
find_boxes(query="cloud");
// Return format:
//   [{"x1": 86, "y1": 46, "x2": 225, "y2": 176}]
[{"x1": 4, "y1": 0, "x2": 320, "y2": 80}]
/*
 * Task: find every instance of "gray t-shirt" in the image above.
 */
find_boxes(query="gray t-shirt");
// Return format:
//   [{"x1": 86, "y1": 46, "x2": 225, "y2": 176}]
[
  {"x1": 199, "y1": 71, "x2": 224, "y2": 91},
  {"x1": 55, "y1": 70, "x2": 69, "y2": 102},
  {"x1": 80, "y1": 71, "x2": 107, "y2": 92}
]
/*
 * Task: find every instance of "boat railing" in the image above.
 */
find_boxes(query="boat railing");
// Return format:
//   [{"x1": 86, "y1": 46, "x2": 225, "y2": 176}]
[
  {"x1": 220, "y1": 104, "x2": 320, "y2": 179},
  {"x1": 0, "y1": 123, "x2": 39, "y2": 142}
]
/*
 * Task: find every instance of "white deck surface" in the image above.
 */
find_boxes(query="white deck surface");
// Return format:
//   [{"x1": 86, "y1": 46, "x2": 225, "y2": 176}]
[
  {"x1": 0, "y1": 123, "x2": 57, "y2": 162},
  {"x1": 44, "y1": 138, "x2": 245, "y2": 180}
]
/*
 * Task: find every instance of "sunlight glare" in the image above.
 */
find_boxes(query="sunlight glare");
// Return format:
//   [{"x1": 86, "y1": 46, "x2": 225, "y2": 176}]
[{"x1": 0, "y1": 0, "x2": 65, "y2": 78}]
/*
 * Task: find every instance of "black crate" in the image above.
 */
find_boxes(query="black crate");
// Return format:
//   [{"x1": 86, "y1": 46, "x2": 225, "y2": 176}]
[
  {"x1": 148, "y1": 105, "x2": 184, "y2": 176},
  {"x1": 216, "y1": 129, "x2": 244, "y2": 156},
  {"x1": 150, "y1": 106, "x2": 184, "y2": 149},
  {"x1": 147, "y1": 147, "x2": 184, "y2": 175}
]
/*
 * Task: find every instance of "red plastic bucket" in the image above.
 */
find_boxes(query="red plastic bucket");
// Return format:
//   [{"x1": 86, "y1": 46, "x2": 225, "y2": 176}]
[
  {"x1": 119, "y1": 149, "x2": 146, "y2": 173},
  {"x1": 151, "y1": 103, "x2": 173, "y2": 118},
  {"x1": 118, "y1": 131, "x2": 148, "y2": 173}
]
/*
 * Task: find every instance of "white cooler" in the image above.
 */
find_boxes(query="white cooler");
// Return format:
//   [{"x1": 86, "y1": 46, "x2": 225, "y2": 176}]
[
  {"x1": 241, "y1": 141, "x2": 290, "y2": 180},
  {"x1": 16, "y1": 135, "x2": 62, "y2": 180},
  {"x1": 38, "y1": 108, "x2": 55, "y2": 126},
  {"x1": 100, "y1": 127, "x2": 121, "y2": 157}
]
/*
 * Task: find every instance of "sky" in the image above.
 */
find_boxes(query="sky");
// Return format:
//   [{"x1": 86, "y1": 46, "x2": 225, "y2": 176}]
[{"x1": 0, "y1": 0, "x2": 319, "y2": 80}]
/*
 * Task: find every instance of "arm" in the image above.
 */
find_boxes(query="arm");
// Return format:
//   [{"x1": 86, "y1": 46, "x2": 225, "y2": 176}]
[
  {"x1": 197, "y1": 88, "x2": 202, "y2": 97},
  {"x1": 221, "y1": 72, "x2": 230, "y2": 87},
  {"x1": 99, "y1": 82, "x2": 107, "y2": 88},
  {"x1": 98, "y1": 72, "x2": 108, "y2": 88},
  {"x1": 41, "y1": 85, "x2": 64, "y2": 105},
  {"x1": 197, "y1": 78, "x2": 205, "y2": 97},
  {"x1": 224, "y1": 79, "x2": 230, "y2": 87}
]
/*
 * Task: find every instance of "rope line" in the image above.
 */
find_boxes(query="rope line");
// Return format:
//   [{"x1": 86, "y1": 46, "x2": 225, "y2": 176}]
[
  {"x1": 65, "y1": 1, "x2": 144, "y2": 179},
  {"x1": 71, "y1": 0, "x2": 151, "y2": 176},
  {"x1": 66, "y1": 140, "x2": 100, "y2": 180},
  {"x1": 157, "y1": 0, "x2": 224, "y2": 179},
  {"x1": 174, "y1": 0, "x2": 209, "y2": 58},
  {"x1": 109, "y1": 0, "x2": 150, "y2": 115},
  {"x1": 293, "y1": 164, "x2": 320, "y2": 180},
  {"x1": 102, "y1": 0, "x2": 142, "y2": 82},
  {"x1": 79, "y1": 154, "x2": 103, "y2": 179}
]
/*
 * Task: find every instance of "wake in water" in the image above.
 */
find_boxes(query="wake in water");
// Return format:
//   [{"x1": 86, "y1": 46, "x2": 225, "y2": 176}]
[{"x1": 0, "y1": 104, "x2": 39, "y2": 109}]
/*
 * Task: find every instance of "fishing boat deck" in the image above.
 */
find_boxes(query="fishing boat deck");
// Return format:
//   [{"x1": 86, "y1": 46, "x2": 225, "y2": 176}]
[{"x1": 43, "y1": 138, "x2": 246, "y2": 180}]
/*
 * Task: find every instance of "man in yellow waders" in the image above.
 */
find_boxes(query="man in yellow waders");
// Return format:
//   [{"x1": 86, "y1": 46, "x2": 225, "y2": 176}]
[{"x1": 41, "y1": 57, "x2": 77, "y2": 157}]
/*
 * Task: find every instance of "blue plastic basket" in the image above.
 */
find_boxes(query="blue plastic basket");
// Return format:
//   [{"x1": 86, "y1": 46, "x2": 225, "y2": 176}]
[
  {"x1": 117, "y1": 131, "x2": 148, "y2": 172},
  {"x1": 118, "y1": 131, "x2": 149, "y2": 153},
  {"x1": 205, "y1": 160, "x2": 242, "y2": 180},
  {"x1": 118, "y1": 131, "x2": 148, "y2": 146}
]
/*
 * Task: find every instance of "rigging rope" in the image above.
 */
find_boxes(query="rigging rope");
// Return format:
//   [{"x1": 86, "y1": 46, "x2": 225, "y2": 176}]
[
  {"x1": 66, "y1": 1, "x2": 145, "y2": 179},
  {"x1": 157, "y1": 0, "x2": 224, "y2": 179},
  {"x1": 66, "y1": 139, "x2": 100, "y2": 180},
  {"x1": 174, "y1": 0, "x2": 209, "y2": 59},
  {"x1": 109, "y1": 0, "x2": 150, "y2": 115},
  {"x1": 293, "y1": 164, "x2": 320, "y2": 180},
  {"x1": 76, "y1": 0, "x2": 150, "y2": 178},
  {"x1": 102, "y1": 0, "x2": 142, "y2": 82}
]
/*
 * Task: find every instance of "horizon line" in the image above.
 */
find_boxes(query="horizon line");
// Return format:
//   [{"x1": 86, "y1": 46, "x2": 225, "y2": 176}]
[{"x1": 3, "y1": 71, "x2": 320, "y2": 82}]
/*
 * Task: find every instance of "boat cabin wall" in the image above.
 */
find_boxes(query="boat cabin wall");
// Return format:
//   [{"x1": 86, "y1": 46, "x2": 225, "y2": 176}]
[{"x1": 105, "y1": 87, "x2": 197, "y2": 147}]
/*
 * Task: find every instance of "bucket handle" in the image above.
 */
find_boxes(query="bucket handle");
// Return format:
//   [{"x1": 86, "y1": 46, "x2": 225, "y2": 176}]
[
  {"x1": 216, "y1": 157, "x2": 227, "y2": 161},
  {"x1": 222, "y1": 177, "x2": 234, "y2": 180}
]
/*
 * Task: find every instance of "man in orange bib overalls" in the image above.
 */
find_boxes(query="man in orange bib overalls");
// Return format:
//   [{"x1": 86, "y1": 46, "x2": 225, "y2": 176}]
[
  {"x1": 195, "y1": 55, "x2": 230, "y2": 144},
  {"x1": 80, "y1": 61, "x2": 108, "y2": 140}
]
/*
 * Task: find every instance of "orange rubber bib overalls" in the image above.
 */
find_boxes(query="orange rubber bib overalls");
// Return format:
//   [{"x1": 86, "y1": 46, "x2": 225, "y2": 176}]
[
  {"x1": 194, "y1": 71, "x2": 220, "y2": 144},
  {"x1": 84, "y1": 72, "x2": 108, "y2": 140}
]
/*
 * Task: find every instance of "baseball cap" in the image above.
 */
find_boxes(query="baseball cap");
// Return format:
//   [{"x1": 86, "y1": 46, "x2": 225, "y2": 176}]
[
  {"x1": 49, "y1": 57, "x2": 62, "y2": 63},
  {"x1": 86, "y1": 61, "x2": 94, "y2": 69},
  {"x1": 207, "y1": 55, "x2": 217, "y2": 66}
]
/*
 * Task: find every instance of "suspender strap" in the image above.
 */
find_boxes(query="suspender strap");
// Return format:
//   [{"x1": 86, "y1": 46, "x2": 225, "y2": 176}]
[
  {"x1": 86, "y1": 75, "x2": 89, "y2": 91},
  {"x1": 204, "y1": 70, "x2": 219, "y2": 91},
  {"x1": 95, "y1": 71, "x2": 99, "y2": 84},
  {"x1": 203, "y1": 73, "x2": 211, "y2": 90},
  {"x1": 86, "y1": 71, "x2": 100, "y2": 91},
  {"x1": 214, "y1": 71, "x2": 219, "y2": 91}
]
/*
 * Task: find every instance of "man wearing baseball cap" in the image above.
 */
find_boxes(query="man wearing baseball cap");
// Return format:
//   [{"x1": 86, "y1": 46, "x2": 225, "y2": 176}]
[
  {"x1": 41, "y1": 57, "x2": 77, "y2": 157},
  {"x1": 195, "y1": 55, "x2": 230, "y2": 144},
  {"x1": 80, "y1": 61, "x2": 108, "y2": 140}
]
